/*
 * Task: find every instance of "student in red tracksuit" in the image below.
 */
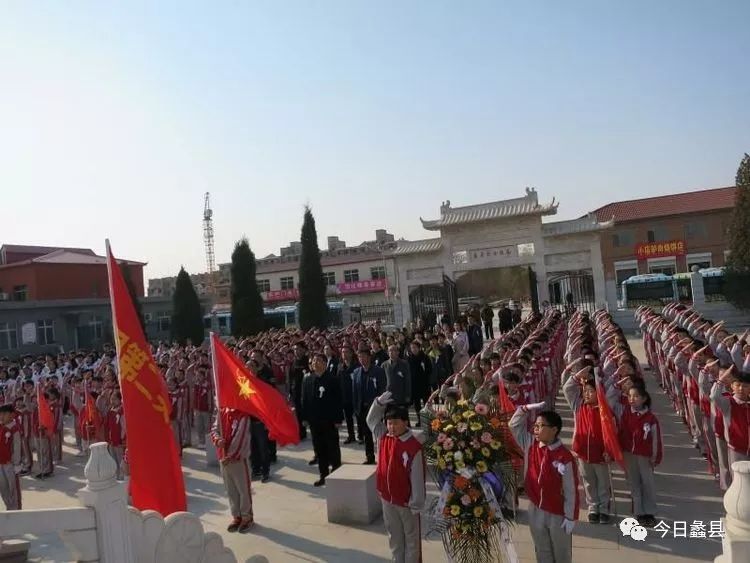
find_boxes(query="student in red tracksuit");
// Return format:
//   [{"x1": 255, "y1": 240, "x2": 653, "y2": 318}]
[
  {"x1": 611, "y1": 386, "x2": 662, "y2": 528},
  {"x1": 105, "y1": 391, "x2": 127, "y2": 481},
  {"x1": 192, "y1": 370, "x2": 213, "y2": 448},
  {"x1": 46, "y1": 388, "x2": 64, "y2": 463},
  {"x1": 563, "y1": 371, "x2": 611, "y2": 524},
  {"x1": 510, "y1": 402, "x2": 579, "y2": 563},
  {"x1": 367, "y1": 391, "x2": 425, "y2": 563},
  {"x1": 211, "y1": 408, "x2": 253, "y2": 534},
  {"x1": 710, "y1": 366, "x2": 750, "y2": 484},
  {"x1": 0, "y1": 404, "x2": 22, "y2": 510}
]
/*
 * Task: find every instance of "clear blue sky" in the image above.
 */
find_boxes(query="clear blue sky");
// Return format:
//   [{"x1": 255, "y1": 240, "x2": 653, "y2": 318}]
[{"x1": 2, "y1": 1, "x2": 748, "y2": 278}]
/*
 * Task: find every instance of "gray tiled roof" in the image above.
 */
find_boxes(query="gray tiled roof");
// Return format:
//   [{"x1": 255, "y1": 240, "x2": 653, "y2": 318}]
[
  {"x1": 542, "y1": 214, "x2": 614, "y2": 237},
  {"x1": 420, "y1": 193, "x2": 558, "y2": 230},
  {"x1": 389, "y1": 238, "x2": 443, "y2": 255}
]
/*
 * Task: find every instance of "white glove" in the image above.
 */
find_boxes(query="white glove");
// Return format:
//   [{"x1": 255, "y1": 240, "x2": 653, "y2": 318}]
[
  {"x1": 524, "y1": 401, "x2": 547, "y2": 412},
  {"x1": 561, "y1": 518, "x2": 575, "y2": 534},
  {"x1": 376, "y1": 391, "x2": 393, "y2": 406}
]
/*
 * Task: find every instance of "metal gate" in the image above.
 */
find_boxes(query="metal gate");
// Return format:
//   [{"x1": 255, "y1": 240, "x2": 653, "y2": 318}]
[
  {"x1": 409, "y1": 275, "x2": 459, "y2": 326},
  {"x1": 547, "y1": 272, "x2": 596, "y2": 314}
]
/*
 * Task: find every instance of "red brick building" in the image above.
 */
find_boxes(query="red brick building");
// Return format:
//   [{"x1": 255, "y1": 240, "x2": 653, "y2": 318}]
[
  {"x1": 0, "y1": 245, "x2": 145, "y2": 302},
  {"x1": 592, "y1": 186, "x2": 736, "y2": 304}
]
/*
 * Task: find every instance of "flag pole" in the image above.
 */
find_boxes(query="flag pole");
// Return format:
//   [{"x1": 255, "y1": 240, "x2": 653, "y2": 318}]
[
  {"x1": 209, "y1": 332, "x2": 223, "y2": 440},
  {"x1": 104, "y1": 239, "x2": 126, "y2": 402}
]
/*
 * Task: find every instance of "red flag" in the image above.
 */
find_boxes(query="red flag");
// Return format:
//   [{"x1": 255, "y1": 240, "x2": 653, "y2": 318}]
[
  {"x1": 106, "y1": 241, "x2": 186, "y2": 516},
  {"x1": 37, "y1": 384, "x2": 55, "y2": 432},
  {"x1": 83, "y1": 384, "x2": 101, "y2": 429},
  {"x1": 596, "y1": 374, "x2": 625, "y2": 470},
  {"x1": 211, "y1": 333, "x2": 300, "y2": 446},
  {"x1": 497, "y1": 376, "x2": 517, "y2": 415}
]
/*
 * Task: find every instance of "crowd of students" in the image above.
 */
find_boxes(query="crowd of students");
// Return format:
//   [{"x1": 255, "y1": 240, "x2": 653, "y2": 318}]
[
  {"x1": 0, "y1": 303, "x2": 747, "y2": 563},
  {"x1": 637, "y1": 303, "x2": 750, "y2": 490}
]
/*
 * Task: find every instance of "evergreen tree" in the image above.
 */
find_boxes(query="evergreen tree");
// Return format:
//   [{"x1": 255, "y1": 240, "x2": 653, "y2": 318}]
[
  {"x1": 725, "y1": 153, "x2": 750, "y2": 311},
  {"x1": 171, "y1": 267, "x2": 205, "y2": 345},
  {"x1": 230, "y1": 238, "x2": 265, "y2": 336},
  {"x1": 122, "y1": 263, "x2": 146, "y2": 333},
  {"x1": 298, "y1": 205, "x2": 329, "y2": 330}
]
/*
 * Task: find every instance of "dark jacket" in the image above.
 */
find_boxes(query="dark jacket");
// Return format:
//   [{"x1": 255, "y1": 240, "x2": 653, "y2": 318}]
[
  {"x1": 499, "y1": 307, "x2": 513, "y2": 331},
  {"x1": 352, "y1": 364, "x2": 387, "y2": 417},
  {"x1": 289, "y1": 355, "x2": 309, "y2": 402},
  {"x1": 381, "y1": 358, "x2": 411, "y2": 405},
  {"x1": 325, "y1": 356, "x2": 339, "y2": 378},
  {"x1": 406, "y1": 351, "x2": 432, "y2": 398},
  {"x1": 467, "y1": 323, "x2": 484, "y2": 355},
  {"x1": 301, "y1": 370, "x2": 343, "y2": 424},
  {"x1": 337, "y1": 359, "x2": 360, "y2": 409},
  {"x1": 372, "y1": 349, "x2": 388, "y2": 367},
  {"x1": 481, "y1": 306, "x2": 495, "y2": 323}
]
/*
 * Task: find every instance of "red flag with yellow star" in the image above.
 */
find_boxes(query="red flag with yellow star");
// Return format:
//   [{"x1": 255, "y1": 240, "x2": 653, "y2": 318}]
[
  {"x1": 210, "y1": 333, "x2": 300, "y2": 446},
  {"x1": 106, "y1": 241, "x2": 186, "y2": 516}
]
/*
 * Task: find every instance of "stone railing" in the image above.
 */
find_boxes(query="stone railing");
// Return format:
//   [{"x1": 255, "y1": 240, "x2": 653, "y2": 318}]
[
  {"x1": 715, "y1": 461, "x2": 750, "y2": 563},
  {"x1": 0, "y1": 442, "x2": 237, "y2": 563}
]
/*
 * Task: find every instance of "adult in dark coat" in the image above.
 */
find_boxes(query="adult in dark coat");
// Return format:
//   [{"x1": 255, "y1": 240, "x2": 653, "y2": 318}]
[
  {"x1": 381, "y1": 344, "x2": 411, "y2": 406},
  {"x1": 467, "y1": 316, "x2": 484, "y2": 355},
  {"x1": 499, "y1": 304, "x2": 513, "y2": 334},
  {"x1": 288, "y1": 342, "x2": 309, "y2": 441},
  {"x1": 352, "y1": 348, "x2": 387, "y2": 464},
  {"x1": 301, "y1": 353, "x2": 344, "y2": 486},
  {"x1": 406, "y1": 341, "x2": 432, "y2": 426},
  {"x1": 336, "y1": 344, "x2": 360, "y2": 444}
]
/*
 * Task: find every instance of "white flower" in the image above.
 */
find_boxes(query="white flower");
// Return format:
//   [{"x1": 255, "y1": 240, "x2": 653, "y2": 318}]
[
  {"x1": 453, "y1": 451, "x2": 464, "y2": 462},
  {"x1": 552, "y1": 460, "x2": 567, "y2": 475}
]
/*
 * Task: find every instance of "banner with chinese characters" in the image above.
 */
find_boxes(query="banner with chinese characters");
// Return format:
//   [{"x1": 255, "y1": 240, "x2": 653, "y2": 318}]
[
  {"x1": 265, "y1": 288, "x2": 299, "y2": 302},
  {"x1": 106, "y1": 241, "x2": 187, "y2": 516},
  {"x1": 635, "y1": 240, "x2": 686, "y2": 259},
  {"x1": 336, "y1": 278, "x2": 388, "y2": 295}
]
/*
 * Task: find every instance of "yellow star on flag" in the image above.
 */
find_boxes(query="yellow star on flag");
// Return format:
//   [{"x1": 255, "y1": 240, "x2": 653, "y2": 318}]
[{"x1": 235, "y1": 370, "x2": 256, "y2": 399}]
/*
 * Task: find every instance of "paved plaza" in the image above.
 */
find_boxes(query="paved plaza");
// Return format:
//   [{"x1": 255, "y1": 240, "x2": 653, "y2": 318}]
[{"x1": 13, "y1": 338, "x2": 724, "y2": 563}]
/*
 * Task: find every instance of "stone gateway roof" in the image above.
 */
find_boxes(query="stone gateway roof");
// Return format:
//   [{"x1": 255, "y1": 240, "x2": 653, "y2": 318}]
[
  {"x1": 420, "y1": 188, "x2": 558, "y2": 230},
  {"x1": 389, "y1": 238, "x2": 443, "y2": 256}
]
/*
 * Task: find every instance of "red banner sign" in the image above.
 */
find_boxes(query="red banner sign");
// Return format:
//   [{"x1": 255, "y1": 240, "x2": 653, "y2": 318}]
[
  {"x1": 635, "y1": 240, "x2": 686, "y2": 259},
  {"x1": 336, "y1": 278, "x2": 388, "y2": 295},
  {"x1": 265, "y1": 288, "x2": 299, "y2": 302}
]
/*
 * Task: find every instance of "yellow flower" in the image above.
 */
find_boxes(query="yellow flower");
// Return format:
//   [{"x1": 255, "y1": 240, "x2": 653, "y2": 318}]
[
  {"x1": 432, "y1": 444, "x2": 442, "y2": 452},
  {"x1": 473, "y1": 506, "x2": 484, "y2": 518},
  {"x1": 450, "y1": 504, "x2": 461, "y2": 516},
  {"x1": 469, "y1": 422, "x2": 482, "y2": 432},
  {"x1": 452, "y1": 414, "x2": 462, "y2": 424},
  {"x1": 490, "y1": 440, "x2": 501, "y2": 450},
  {"x1": 443, "y1": 451, "x2": 453, "y2": 459},
  {"x1": 437, "y1": 458, "x2": 447, "y2": 470},
  {"x1": 457, "y1": 399, "x2": 468, "y2": 407},
  {"x1": 461, "y1": 524, "x2": 470, "y2": 533},
  {"x1": 455, "y1": 460, "x2": 466, "y2": 470},
  {"x1": 462, "y1": 410, "x2": 476, "y2": 419},
  {"x1": 464, "y1": 450, "x2": 474, "y2": 460},
  {"x1": 444, "y1": 424, "x2": 455, "y2": 432},
  {"x1": 476, "y1": 461, "x2": 488, "y2": 473},
  {"x1": 481, "y1": 447, "x2": 491, "y2": 457}
]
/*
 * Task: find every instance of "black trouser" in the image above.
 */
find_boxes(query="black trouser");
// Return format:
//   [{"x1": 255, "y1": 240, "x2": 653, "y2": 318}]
[
  {"x1": 484, "y1": 322, "x2": 494, "y2": 340},
  {"x1": 357, "y1": 410, "x2": 375, "y2": 462},
  {"x1": 269, "y1": 439, "x2": 277, "y2": 462},
  {"x1": 250, "y1": 420, "x2": 271, "y2": 477},
  {"x1": 343, "y1": 403, "x2": 357, "y2": 440},
  {"x1": 412, "y1": 392, "x2": 426, "y2": 424},
  {"x1": 310, "y1": 421, "x2": 341, "y2": 478},
  {"x1": 293, "y1": 395, "x2": 307, "y2": 440}
]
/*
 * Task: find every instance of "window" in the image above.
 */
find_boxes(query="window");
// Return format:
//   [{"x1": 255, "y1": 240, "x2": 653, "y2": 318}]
[
  {"x1": 370, "y1": 266, "x2": 386, "y2": 280},
  {"x1": 612, "y1": 230, "x2": 635, "y2": 248},
  {"x1": 257, "y1": 279, "x2": 271, "y2": 292},
  {"x1": 647, "y1": 258, "x2": 676, "y2": 276},
  {"x1": 646, "y1": 225, "x2": 669, "y2": 243},
  {"x1": 157, "y1": 313, "x2": 171, "y2": 332},
  {"x1": 36, "y1": 319, "x2": 55, "y2": 345},
  {"x1": 686, "y1": 253, "x2": 712, "y2": 271},
  {"x1": 344, "y1": 269, "x2": 359, "y2": 283},
  {"x1": 517, "y1": 243, "x2": 535, "y2": 257},
  {"x1": 322, "y1": 272, "x2": 336, "y2": 286},
  {"x1": 280, "y1": 276, "x2": 294, "y2": 290},
  {"x1": 90, "y1": 316, "x2": 104, "y2": 340},
  {"x1": 0, "y1": 322, "x2": 17, "y2": 350},
  {"x1": 13, "y1": 285, "x2": 27, "y2": 301},
  {"x1": 684, "y1": 221, "x2": 707, "y2": 239}
]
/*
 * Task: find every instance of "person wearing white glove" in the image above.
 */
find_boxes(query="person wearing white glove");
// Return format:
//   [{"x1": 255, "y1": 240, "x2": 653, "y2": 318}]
[
  {"x1": 0, "y1": 403, "x2": 23, "y2": 510},
  {"x1": 510, "y1": 404, "x2": 579, "y2": 562},
  {"x1": 367, "y1": 391, "x2": 425, "y2": 563}
]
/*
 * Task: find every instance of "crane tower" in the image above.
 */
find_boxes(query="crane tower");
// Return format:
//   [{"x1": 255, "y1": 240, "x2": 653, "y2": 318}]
[{"x1": 203, "y1": 192, "x2": 216, "y2": 275}]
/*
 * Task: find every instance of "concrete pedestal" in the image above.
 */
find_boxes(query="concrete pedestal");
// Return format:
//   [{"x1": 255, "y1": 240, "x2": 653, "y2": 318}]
[
  {"x1": 0, "y1": 540, "x2": 30, "y2": 563},
  {"x1": 326, "y1": 464, "x2": 382, "y2": 525}
]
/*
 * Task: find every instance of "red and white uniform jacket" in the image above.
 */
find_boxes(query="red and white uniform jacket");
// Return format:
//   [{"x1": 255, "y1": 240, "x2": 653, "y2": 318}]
[
  {"x1": 210, "y1": 409, "x2": 251, "y2": 462},
  {"x1": 617, "y1": 406, "x2": 663, "y2": 465},
  {"x1": 106, "y1": 407, "x2": 126, "y2": 447},
  {"x1": 510, "y1": 408, "x2": 579, "y2": 520},
  {"x1": 711, "y1": 383, "x2": 750, "y2": 457},
  {"x1": 0, "y1": 420, "x2": 21, "y2": 466},
  {"x1": 192, "y1": 381, "x2": 212, "y2": 414},
  {"x1": 563, "y1": 377, "x2": 606, "y2": 464}
]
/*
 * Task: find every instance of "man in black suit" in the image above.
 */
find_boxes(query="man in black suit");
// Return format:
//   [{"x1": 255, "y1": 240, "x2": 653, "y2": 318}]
[
  {"x1": 301, "y1": 353, "x2": 344, "y2": 487},
  {"x1": 288, "y1": 341, "x2": 310, "y2": 441},
  {"x1": 337, "y1": 344, "x2": 360, "y2": 444},
  {"x1": 352, "y1": 347, "x2": 386, "y2": 464}
]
